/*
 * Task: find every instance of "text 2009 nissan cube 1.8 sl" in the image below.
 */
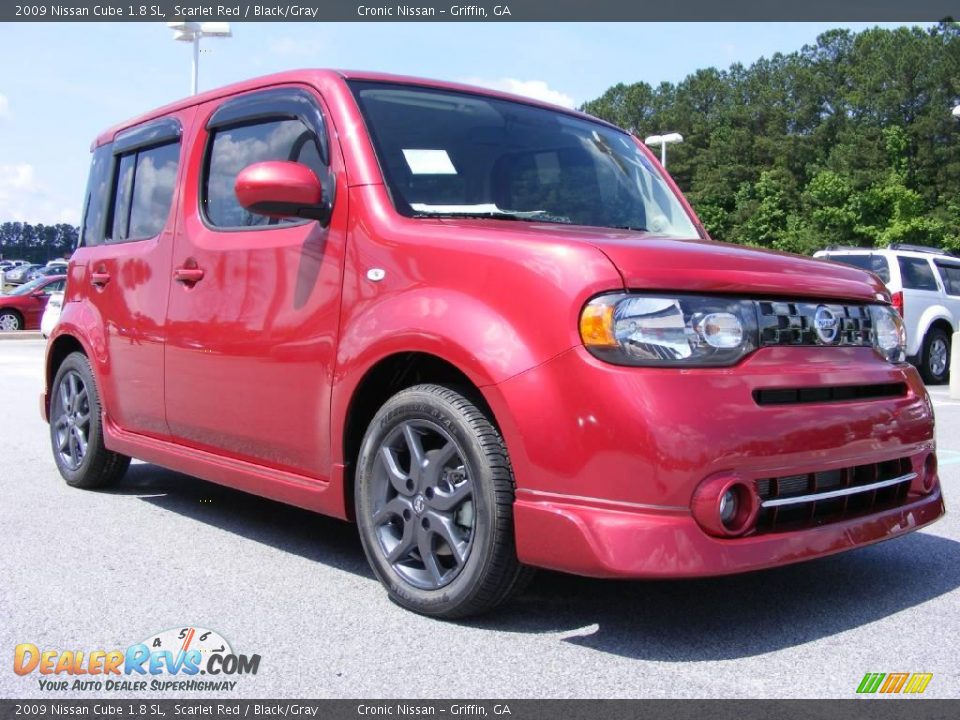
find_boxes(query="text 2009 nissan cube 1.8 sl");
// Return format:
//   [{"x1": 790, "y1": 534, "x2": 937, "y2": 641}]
[{"x1": 43, "y1": 70, "x2": 945, "y2": 618}]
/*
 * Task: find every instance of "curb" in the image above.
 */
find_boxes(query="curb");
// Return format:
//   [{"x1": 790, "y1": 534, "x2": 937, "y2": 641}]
[{"x1": 0, "y1": 331, "x2": 44, "y2": 340}]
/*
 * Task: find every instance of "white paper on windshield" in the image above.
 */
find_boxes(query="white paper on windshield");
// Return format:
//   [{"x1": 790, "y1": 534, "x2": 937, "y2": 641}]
[
  {"x1": 402, "y1": 149, "x2": 457, "y2": 175},
  {"x1": 410, "y1": 203, "x2": 500, "y2": 213}
]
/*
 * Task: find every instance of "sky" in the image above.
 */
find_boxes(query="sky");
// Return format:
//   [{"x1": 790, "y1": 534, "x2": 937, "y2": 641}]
[{"x1": 0, "y1": 21, "x2": 918, "y2": 226}]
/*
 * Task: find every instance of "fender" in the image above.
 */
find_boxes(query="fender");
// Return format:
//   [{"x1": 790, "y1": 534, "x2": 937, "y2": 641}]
[
  {"x1": 913, "y1": 305, "x2": 955, "y2": 355},
  {"x1": 330, "y1": 287, "x2": 555, "y2": 467},
  {"x1": 43, "y1": 302, "x2": 106, "y2": 415}
]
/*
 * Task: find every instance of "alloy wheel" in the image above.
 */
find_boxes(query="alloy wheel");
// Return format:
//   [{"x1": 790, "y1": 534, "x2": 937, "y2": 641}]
[
  {"x1": 53, "y1": 370, "x2": 91, "y2": 470},
  {"x1": 370, "y1": 419, "x2": 475, "y2": 590},
  {"x1": 0, "y1": 313, "x2": 20, "y2": 331},
  {"x1": 929, "y1": 337, "x2": 948, "y2": 378}
]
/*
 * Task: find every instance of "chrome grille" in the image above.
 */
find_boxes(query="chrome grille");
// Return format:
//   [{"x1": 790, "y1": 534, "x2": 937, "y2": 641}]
[
  {"x1": 756, "y1": 301, "x2": 873, "y2": 347},
  {"x1": 754, "y1": 458, "x2": 914, "y2": 534}
]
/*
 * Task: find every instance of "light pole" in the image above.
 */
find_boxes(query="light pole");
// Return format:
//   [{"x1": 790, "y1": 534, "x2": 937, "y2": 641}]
[
  {"x1": 644, "y1": 132, "x2": 684, "y2": 168},
  {"x1": 166, "y1": 22, "x2": 232, "y2": 95}
]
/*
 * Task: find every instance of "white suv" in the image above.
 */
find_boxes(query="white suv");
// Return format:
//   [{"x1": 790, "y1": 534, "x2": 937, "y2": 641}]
[{"x1": 815, "y1": 244, "x2": 960, "y2": 384}]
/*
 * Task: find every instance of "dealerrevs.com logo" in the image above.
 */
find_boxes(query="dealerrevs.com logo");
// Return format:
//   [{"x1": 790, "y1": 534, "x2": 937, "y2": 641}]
[{"x1": 13, "y1": 627, "x2": 261, "y2": 692}]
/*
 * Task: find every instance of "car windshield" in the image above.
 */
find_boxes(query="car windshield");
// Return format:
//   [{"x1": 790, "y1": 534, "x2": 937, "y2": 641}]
[
  {"x1": 349, "y1": 81, "x2": 700, "y2": 237},
  {"x1": 7, "y1": 278, "x2": 47, "y2": 296}
]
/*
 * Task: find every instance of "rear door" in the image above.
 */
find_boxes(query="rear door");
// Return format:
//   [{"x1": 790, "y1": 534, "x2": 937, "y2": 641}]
[
  {"x1": 163, "y1": 86, "x2": 347, "y2": 478},
  {"x1": 934, "y1": 260, "x2": 960, "y2": 326},
  {"x1": 72, "y1": 112, "x2": 194, "y2": 437},
  {"x1": 896, "y1": 255, "x2": 942, "y2": 341}
]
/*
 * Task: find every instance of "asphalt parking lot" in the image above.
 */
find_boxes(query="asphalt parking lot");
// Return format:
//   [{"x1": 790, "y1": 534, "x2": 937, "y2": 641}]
[{"x1": 0, "y1": 337, "x2": 957, "y2": 699}]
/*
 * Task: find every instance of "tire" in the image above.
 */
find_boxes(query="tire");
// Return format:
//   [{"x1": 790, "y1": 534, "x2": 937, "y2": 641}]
[
  {"x1": 919, "y1": 328, "x2": 950, "y2": 385},
  {"x1": 355, "y1": 384, "x2": 532, "y2": 618},
  {"x1": 0, "y1": 310, "x2": 22, "y2": 331},
  {"x1": 49, "y1": 352, "x2": 130, "y2": 488}
]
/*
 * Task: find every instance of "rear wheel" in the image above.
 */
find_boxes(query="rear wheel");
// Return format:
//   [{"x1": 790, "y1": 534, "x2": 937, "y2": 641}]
[
  {"x1": 50, "y1": 352, "x2": 130, "y2": 488},
  {"x1": 355, "y1": 384, "x2": 531, "y2": 618},
  {"x1": 0, "y1": 310, "x2": 22, "y2": 331},
  {"x1": 920, "y1": 328, "x2": 950, "y2": 385}
]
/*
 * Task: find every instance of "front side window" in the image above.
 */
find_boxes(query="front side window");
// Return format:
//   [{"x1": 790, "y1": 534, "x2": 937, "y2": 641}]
[
  {"x1": 203, "y1": 118, "x2": 331, "y2": 229},
  {"x1": 108, "y1": 141, "x2": 180, "y2": 243},
  {"x1": 348, "y1": 81, "x2": 700, "y2": 237},
  {"x1": 897, "y1": 256, "x2": 939, "y2": 291}
]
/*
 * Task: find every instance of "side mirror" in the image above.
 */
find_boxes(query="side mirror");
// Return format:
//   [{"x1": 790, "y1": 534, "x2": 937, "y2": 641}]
[{"x1": 234, "y1": 161, "x2": 331, "y2": 224}]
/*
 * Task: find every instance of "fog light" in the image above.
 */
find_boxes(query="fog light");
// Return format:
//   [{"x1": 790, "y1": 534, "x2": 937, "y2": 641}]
[
  {"x1": 719, "y1": 488, "x2": 738, "y2": 526},
  {"x1": 691, "y1": 473, "x2": 759, "y2": 537}
]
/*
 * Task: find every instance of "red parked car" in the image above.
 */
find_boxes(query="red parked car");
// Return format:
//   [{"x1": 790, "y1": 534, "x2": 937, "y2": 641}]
[
  {"x1": 0, "y1": 275, "x2": 66, "y2": 331},
  {"x1": 42, "y1": 70, "x2": 944, "y2": 617}
]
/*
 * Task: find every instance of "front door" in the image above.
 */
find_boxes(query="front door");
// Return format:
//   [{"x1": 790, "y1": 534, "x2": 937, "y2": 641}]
[{"x1": 163, "y1": 86, "x2": 347, "y2": 479}]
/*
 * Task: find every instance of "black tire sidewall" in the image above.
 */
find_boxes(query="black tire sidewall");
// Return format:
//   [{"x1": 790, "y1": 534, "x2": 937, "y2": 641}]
[
  {"x1": 922, "y1": 329, "x2": 950, "y2": 384},
  {"x1": 355, "y1": 387, "x2": 502, "y2": 616},
  {"x1": 50, "y1": 353, "x2": 107, "y2": 486}
]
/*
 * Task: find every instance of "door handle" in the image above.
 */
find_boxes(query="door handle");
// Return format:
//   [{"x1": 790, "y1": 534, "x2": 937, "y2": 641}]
[
  {"x1": 91, "y1": 271, "x2": 111, "y2": 288},
  {"x1": 174, "y1": 266, "x2": 205, "y2": 284}
]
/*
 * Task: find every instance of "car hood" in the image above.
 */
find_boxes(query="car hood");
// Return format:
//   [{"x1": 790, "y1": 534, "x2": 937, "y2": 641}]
[
  {"x1": 590, "y1": 233, "x2": 889, "y2": 302},
  {"x1": 427, "y1": 219, "x2": 889, "y2": 303}
]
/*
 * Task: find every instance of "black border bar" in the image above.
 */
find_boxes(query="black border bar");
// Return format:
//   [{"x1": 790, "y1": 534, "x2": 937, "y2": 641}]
[
  {"x1": 2, "y1": 700, "x2": 960, "y2": 720},
  {"x1": 3, "y1": 1, "x2": 958, "y2": 22}
]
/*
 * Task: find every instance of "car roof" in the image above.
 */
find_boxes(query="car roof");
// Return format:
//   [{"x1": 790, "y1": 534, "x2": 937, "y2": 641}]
[{"x1": 93, "y1": 68, "x2": 621, "y2": 148}]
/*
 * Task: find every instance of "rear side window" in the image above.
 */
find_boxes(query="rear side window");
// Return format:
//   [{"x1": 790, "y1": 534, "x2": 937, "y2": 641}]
[
  {"x1": 824, "y1": 254, "x2": 891, "y2": 283},
  {"x1": 108, "y1": 142, "x2": 180, "y2": 243},
  {"x1": 79, "y1": 144, "x2": 114, "y2": 247},
  {"x1": 203, "y1": 118, "x2": 331, "y2": 229},
  {"x1": 897, "y1": 256, "x2": 939, "y2": 291},
  {"x1": 935, "y1": 262, "x2": 960, "y2": 296}
]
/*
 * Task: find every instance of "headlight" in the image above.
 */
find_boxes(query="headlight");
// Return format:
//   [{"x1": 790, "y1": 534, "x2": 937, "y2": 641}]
[
  {"x1": 869, "y1": 304, "x2": 906, "y2": 363},
  {"x1": 580, "y1": 294, "x2": 758, "y2": 367}
]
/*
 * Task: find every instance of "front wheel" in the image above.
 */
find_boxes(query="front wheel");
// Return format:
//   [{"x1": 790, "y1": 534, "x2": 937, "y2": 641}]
[
  {"x1": 920, "y1": 328, "x2": 950, "y2": 385},
  {"x1": 355, "y1": 384, "x2": 531, "y2": 618}
]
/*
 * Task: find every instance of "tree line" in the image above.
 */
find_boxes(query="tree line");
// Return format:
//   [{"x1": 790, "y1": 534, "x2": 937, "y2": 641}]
[
  {"x1": 581, "y1": 22, "x2": 960, "y2": 254},
  {"x1": 0, "y1": 222, "x2": 78, "y2": 264}
]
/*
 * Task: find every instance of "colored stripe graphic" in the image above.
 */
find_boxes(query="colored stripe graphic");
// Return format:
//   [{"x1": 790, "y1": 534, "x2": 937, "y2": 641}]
[
  {"x1": 857, "y1": 672, "x2": 932, "y2": 694},
  {"x1": 857, "y1": 673, "x2": 886, "y2": 693},
  {"x1": 880, "y1": 673, "x2": 910, "y2": 693},
  {"x1": 903, "y1": 674, "x2": 933, "y2": 694}
]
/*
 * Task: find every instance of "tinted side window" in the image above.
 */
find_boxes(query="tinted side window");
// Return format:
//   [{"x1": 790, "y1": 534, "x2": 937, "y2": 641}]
[
  {"x1": 825, "y1": 254, "x2": 891, "y2": 283},
  {"x1": 80, "y1": 144, "x2": 114, "y2": 247},
  {"x1": 897, "y1": 256, "x2": 939, "y2": 291},
  {"x1": 203, "y1": 118, "x2": 331, "y2": 229},
  {"x1": 935, "y1": 262, "x2": 960, "y2": 296},
  {"x1": 128, "y1": 143, "x2": 180, "y2": 239},
  {"x1": 43, "y1": 280, "x2": 65, "y2": 295},
  {"x1": 108, "y1": 142, "x2": 180, "y2": 243}
]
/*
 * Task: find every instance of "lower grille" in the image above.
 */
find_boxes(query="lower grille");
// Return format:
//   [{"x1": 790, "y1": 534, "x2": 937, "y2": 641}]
[
  {"x1": 754, "y1": 458, "x2": 915, "y2": 534},
  {"x1": 754, "y1": 383, "x2": 907, "y2": 406}
]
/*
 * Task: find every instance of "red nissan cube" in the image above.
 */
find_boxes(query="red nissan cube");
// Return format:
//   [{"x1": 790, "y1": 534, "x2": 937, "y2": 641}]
[{"x1": 42, "y1": 70, "x2": 944, "y2": 617}]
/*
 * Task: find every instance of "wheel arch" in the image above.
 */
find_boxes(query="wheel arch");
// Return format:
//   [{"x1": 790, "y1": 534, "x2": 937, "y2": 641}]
[
  {"x1": 44, "y1": 333, "x2": 91, "y2": 418},
  {"x1": 339, "y1": 351, "x2": 502, "y2": 521}
]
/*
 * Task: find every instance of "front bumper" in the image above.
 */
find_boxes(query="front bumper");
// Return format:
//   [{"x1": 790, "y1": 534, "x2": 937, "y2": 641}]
[
  {"x1": 514, "y1": 487, "x2": 944, "y2": 577},
  {"x1": 484, "y1": 344, "x2": 944, "y2": 577}
]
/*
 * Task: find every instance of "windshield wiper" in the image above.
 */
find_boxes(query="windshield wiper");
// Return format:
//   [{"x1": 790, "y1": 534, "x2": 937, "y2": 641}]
[
  {"x1": 413, "y1": 210, "x2": 572, "y2": 224},
  {"x1": 609, "y1": 225, "x2": 649, "y2": 233}
]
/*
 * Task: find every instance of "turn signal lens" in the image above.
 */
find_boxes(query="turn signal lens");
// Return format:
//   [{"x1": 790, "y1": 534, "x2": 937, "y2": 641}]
[{"x1": 579, "y1": 302, "x2": 618, "y2": 348}]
